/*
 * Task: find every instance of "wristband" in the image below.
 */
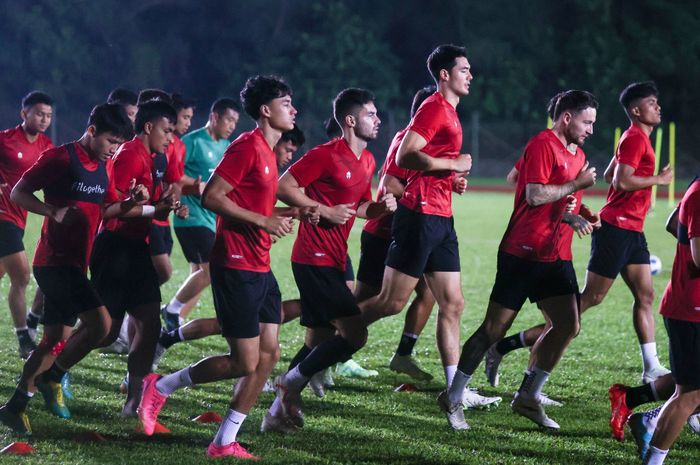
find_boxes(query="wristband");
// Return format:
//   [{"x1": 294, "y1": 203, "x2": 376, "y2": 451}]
[{"x1": 141, "y1": 205, "x2": 156, "y2": 217}]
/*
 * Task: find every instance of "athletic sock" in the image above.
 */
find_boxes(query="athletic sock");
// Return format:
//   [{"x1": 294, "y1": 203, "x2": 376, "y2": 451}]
[
  {"x1": 627, "y1": 383, "x2": 656, "y2": 409},
  {"x1": 159, "y1": 328, "x2": 184, "y2": 349},
  {"x1": 396, "y1": 332, "x2": 418, "y2": 356},
  {"x1": 297, "y1": 336, "x2": 357, "y2": 378},
  {"x1": 42, "y1": 362, "x2": 67, "y2": 384},
  {"x1": 166, "y1": 297, "x2": 185, "y2": 315},
  {"x1": 447, "y1": 370, "x2": 472, "y2": 404},
  {"x1": 288, "y1": 344, "x2": 312, "y2": 370},
  {"x1": 155, "y1": 366, "x2": 193, "y2": 396},
  {"x1": 268, "y1": 397, "x2": 284, "y2": 417},
  {"x1": 495, "y1": 332, "x2": 526, "y2": 356},
  {"x1": 212, "y1": 409, "x2": 247, "y2": 446},
  {"x1": 640, "y1": 342, "x2": 662, "y2": 372},
  {"x1": 444, "y1": 364, "x2": 457, "y2": 386},
  {"x1": 644, "y1": 445, "x2": 668, "y2": 465},
  {"x1": 643, "y1": 406, "x2": 663, "y2": 431},
  {"x1": 7, "y1": 388, "x2": 33, "y2": 413},
  {"x1": 26, "y1": 312, "x2": 40, "y2": 330},
  {"x1": 518, "y1": 366, "x2": 550, "y2": 400},
  {"x1": 283, "y1": 366, "x2": 310, "y2": 392}
]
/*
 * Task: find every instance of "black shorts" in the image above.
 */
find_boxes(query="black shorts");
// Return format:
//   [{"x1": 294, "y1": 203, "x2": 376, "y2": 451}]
[
  {"x1": 664, "y1": 317, "x2": 700, "y2": 388},
  {"x1": 385, "y1": 204, "x2": 460, "y2": 278},
  {"x1": 344, "y1": 254, "x2": 355, "y2": 282},
  {"x1": 90, "y1": 231, "x2": 161, "y2": 320},
  {"x1": 588, "y1": 220, "x2": 650, "y2": 279},
  {"x1": 175, "y1": 226, "x2": 215, "y2": 264},
  {"x1": 490, "y1": 252, "x2": 579, "y2": 312},
  {"x1": 0, "y1": 220, "x2": 24, "y2": 258},
  {"x1": 357, "y1": 230, "x2": 391, "y2": 288},
  {"x1": 33, "y1": 266, "x2": 103, "y2": 327},
  {"x1": 210, "y1": 266, "x2": 281, "y2": 339},
  {"x1": 149, "y1": 224, "x2": 173, "y2": 256},
  {"x1": 292, "y1": 262, "x2": 361, "y2": 329}
]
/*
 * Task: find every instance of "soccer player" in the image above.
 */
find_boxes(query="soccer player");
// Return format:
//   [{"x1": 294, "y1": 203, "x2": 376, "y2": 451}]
[
  {"x1": 107, "y1": 88, "x2": 139, "y2": 123},
  {"x1": 139, "y1": 75, "x2": 306, "y2": 459},
  {"x1": 34, "y1": 100, "x2": 180, "y2": 418},
  {"x1": 634, "y1": 175, "x2": 700, "y2": 464},
  {"x1": 162, "y1": 98, "x2": 240, "y2": 330},
  {"x1": 0, "y1": 91, "x2": 54, "y2": 358},
  {"x1": 487, "y1": 82, "x2": 672, "y2": 387},
  {"x1": 439, "y1": 90, "x2": 598, "y2": 430},
  {"x1": 0, "y1": 103, "x2": 143, "y2": 434}
]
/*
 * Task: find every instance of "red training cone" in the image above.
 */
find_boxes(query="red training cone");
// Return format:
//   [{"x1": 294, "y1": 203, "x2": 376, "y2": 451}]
[
  {"x1": 1, "y1": 442, "x2": 35, "y2": 455},
  {"x1": 192, "y1": 411, "x2": 223, "y2": 424},
  {"x1": 394, "y1": 383, "x2": 418, "y2": 392}
]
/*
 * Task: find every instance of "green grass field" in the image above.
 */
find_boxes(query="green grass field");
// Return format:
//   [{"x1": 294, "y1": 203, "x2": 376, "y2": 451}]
[{"x1": 1, "y1": 191, "x2": 699, "y2": 465}]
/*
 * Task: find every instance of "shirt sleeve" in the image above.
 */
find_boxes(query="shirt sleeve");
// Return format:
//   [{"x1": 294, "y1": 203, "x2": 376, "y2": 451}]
[
  {"x1": 163, "y1": 143, "x2": 182, "y2": 184},
  {"x1": 19, "y1": 148, "x2": 69, "y2": 192},
  {"x1": 213, "y1": 141, "x2": 255, "y2": 189},
  {"x1": 111, "y1": 149, "x2": 144, "y2": 200},
  {"x1": 617, "y1": 133, "x2": 646, "y2": 169},
  {"x1": 523, "y1": 139, "x2": 556, "y2": 185},
  {"x1": 288, "y1": 146, "x2": 327, "y2": 188},
  {"x1": 685, "y1": 189, "x2": 700, "y2": 239},
  {"x1": 408, "y1": 100, "x2": 443, "y2": 144}
]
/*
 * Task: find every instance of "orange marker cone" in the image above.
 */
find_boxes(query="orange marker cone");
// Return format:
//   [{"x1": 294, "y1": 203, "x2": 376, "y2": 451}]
[
  {"x1": 192, "y1": 411, "x2": 223, "y2": 424},
  {"x1": 1, "y1": 442, "x2": 35, "y2": 455}
]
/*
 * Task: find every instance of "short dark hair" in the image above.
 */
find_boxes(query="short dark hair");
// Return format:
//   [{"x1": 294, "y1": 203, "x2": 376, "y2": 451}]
[
  {"x1": 134, "y1": 100, "x2": 177, "y2": 133},
  {"x1": 427, "y1": 44, "x2": 468, "y2": 83},
  {"x1": 88, "y1": 103, "x2": 134, "y2": 141},
  {"x1": 324, "y1": 117, "x2": 342, "y2": 139},
  {"x1": 107, "y1": 88, "x2": 137, "y2": 107},
  {"x1": 553, "y1": 90, "x2": 598, "y2": 120},
  {"x1": 137, "y1": 88, "x2": 172, "y2": 105},
  {"x1": 547, "y1": 92, "x2": 565, "y2": 120},
  {"x1": 279, "y1": 124, "x2": 305, "y2": 147},
  {"x1": 240, "y1": 75, "x2": 292, "y2": 120},
  {"x1": 171, "y1": 93, "x2": 196, "y2": 113},
  {"x1": 333, "y1": 88, "x2": 375, "y2": 127},
  {"x1": 619, "y1": 81, "x2": 658, "y2": 112},
  {"x1": 22, "y1": 91, "x2": 53, "y2": 109},
  {"x1": 410, "y1": 85, "x2": 436, "y2": 118},
  {"x1": 210, "y1": 98, "x2": 240, "y2": 116}
]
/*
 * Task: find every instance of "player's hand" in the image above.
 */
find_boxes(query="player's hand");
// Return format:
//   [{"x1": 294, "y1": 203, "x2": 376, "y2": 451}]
[
  {"x1": 657, "y1": 164, "x2": 673, "y2": 185},
  {"x1": 175, "y1": 203, "x2": 189, "y2": 219},
  {"x1": 52, "y1": 206, "x2": 81, "y2": 225},
  {"x1": 568, "y1": 214, "x2": 594, "y2": 238},
  {"x1": 579, "y1": 203, "x2": 601, "y2": 229},
  {"x1": 263, "y1": 215, "x2": 294, "y2": 238},
  {"x1": 128, "y1": 178, "x2": 150, "y2": 204},
  {"x1": 299, "y1": 204, "x2": 321, "y2": 225},
  {"x1": 378, "y1": 193, "x2": 397, "y2": 214},
  {"x1": 322, "y1": 203, "x2": 356, "y2": 225},
  {"x1": 452, "y1": 153, "x2": 472, "y2": 174},
  {"x1": 565, "y1": 195, "x2": 577, "y2": 213},
  {"x1": 452, "y1": 176, "x2": 468, "y2": 195},
  {"x1": 574, "y1": 161, "x2": 596, "y2": 189}
]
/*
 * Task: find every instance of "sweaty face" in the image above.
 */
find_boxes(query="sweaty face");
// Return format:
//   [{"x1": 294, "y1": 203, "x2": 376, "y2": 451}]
[
  {"x1": 212, "y1": 108, "x2": 239, "y2": 140},
  {"x1": 147, "y1": 117, "x2": 175, "y2": 154},
  {"x1": 353, "y1": 102, "x2": 381, "y2": 142},
  {"x1": 90, "y1": 129, "x2": 125, "y2": 162},
  {"x1": 274, "y1": 140, "x2": 298, "y2": 168},
  {"x1": 22, "y1": 103, "x2": 53, "y2": 134},
  {"x1": 176, "y1": 107, "x2": 194, "y2": 135},
  {"x1": 634, "y1": 96, "x2": 661, "y2": 126},
  {"x1": 564, "y1": 107, "x2": 596, "y2": 146},
  {"x1": 447, "y1": 56, "x2": 473, "y2": 97},
  {"x1": 267, "y1": 95, "x2": 297, "y2": 132}
]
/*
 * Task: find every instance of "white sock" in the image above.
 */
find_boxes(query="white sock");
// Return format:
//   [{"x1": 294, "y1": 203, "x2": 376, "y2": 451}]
[
  {"x1": 644, "y1": 445, "x2": 668, "y2": 465},
  {"x1": 118, "y1": 317, "x2": 129, "y2": 343},
  {"x1": 269, "y1": 397, "x2": 284, "y2": 417},
  {"x1": 644, "y1": 406, "x2": 663, "y2": 431},
  {"x1": 212, "y1": 409, "x2": 247, "y2": 446},
  {"x1": 155, "y1": 366, "x2": 193, "y2": 396},
  {"x1": 520, "y1": 366, "x2": 550, "y2": 400},
  {"x1": 444, "y1": 364, "x2": 457, "y2": 386},
  {"x1": 15, "y1": 326, "x2": 29, "y2": 332},
  {"x1": 447, "y1": 370, "x2": 472, "y2": 404},
  {"x1": 284, "y1": 366, "x2": 309, "y2": 392},
  {"x1": 177, "y1": 326, "x2": 186, "y2": 341},
  {"x1": 167, "y1": 297, "x2": 186, "y2": 315},
  {"x1": 640, "y1": 342, "x2": 661, "y2": 372}
]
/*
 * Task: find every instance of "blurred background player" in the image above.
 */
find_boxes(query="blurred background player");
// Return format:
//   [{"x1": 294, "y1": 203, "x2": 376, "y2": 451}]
[
  {"x1": 0, "y1": 91, "x2": 54, "y2": 358},
  {"x1": 107, "y1": 88, "x2": 138, "y2": 123}
]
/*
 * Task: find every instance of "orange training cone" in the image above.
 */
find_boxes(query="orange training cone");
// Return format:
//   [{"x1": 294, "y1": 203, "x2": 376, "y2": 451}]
[
  {"x1": 192, "y1": 411, "x2": 223, "y2": 424},
  {"x1": 1, "y1": 442, "x2": 35, "y2": 455}
]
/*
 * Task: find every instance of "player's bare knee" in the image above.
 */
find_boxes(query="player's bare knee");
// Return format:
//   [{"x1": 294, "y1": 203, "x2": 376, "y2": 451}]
[{"x1": 10, "y1": 270, "x2": 30, "y2": 289}]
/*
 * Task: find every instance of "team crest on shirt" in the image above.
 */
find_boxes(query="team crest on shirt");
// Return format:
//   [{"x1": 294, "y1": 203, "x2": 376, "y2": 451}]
[
  {"x1": 208, "y1": 151, "x2": 213, "y2": 158},
  {"x1": 264, "y1": 165, "x2": 269, "y2": 175},
  {"x1": 17, "y1": 152, "x2": 23, "y2": 159},
  {"x1": 346, "y1": 171, "x2": 351, "y2": 179}
]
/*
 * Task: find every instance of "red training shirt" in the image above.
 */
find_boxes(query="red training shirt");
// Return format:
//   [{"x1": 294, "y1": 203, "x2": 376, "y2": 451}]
[
  {"x1": 400, "y1": 92, "x2": 462, "y2": 218},
  {"x1": 660, "y1": 177, "x2": 700, "y2": 323},
  {"x1": 209, "y1": 129, "x2": 278, "y2": 272},
  {"x1": 500, "y1": 129, "x2": 587, "y2": 262},
  {"x1": 153, "y1": 134, "x2": 186, "y2": 227},
  {"x1": 0, "y1": 125, "x2": 53, "y2": 229},
  {"x1": 599, "y1": 124, "x2": 656, "y2": 232},
  {"x1": 289, "y1": 137, "x2": 375, "y2": 270}
]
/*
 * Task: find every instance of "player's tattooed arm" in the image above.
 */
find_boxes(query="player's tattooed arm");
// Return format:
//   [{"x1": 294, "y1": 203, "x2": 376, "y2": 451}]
[
  {"x1": 562, "y1": 213, "x2": 593, "y2": 238},
  {"x1": 526, "y1": 162, "x2": 596, "y2": 206}
]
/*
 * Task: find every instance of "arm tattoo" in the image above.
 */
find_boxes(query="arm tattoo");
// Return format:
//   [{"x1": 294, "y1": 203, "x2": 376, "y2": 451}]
[{"x1": 526, "y1": 181, "x2": 576, "y2": 206}]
